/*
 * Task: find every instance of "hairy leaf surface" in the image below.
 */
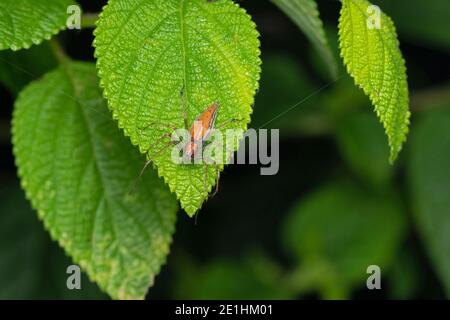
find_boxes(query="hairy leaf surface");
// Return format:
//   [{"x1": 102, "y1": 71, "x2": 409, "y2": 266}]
[
  {"x1": 338, "y1": 0, "x2": 410, "y2": 162},
  {"x1": 12, "y1": 62, "x2": 178, "y2": 300},
  {"x1": 0, "y1": 0, "x2": 74, "y2": 51},
  {"x1": 94, "y1": 0, "x2": 261, "y2": 216}
]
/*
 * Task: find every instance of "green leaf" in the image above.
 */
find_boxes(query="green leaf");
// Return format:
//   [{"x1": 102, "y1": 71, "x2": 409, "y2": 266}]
[
  {"x1": 336, "y1": 111, "x2": 393, "y2": 188},
  {"x1": 271, "y1": 0, "x2": 337, "y2": 78},
  {"x1": 283, "y1": 181, "x2": 405, "y2": 297},
  {"x1": 309, "y1": 26, "x2": 342, "y2": 81},
  {"x1": 172, "y1": 252, "x2": 293, "y2": 299},
  {"x1": 251, "y1": 53, "x2": 316, "y2": 131},
  {"x1": 0, "y1": 0, "x2": 74, "y2": 51},
  {"x1": 0, "y1": 42, "x2": 57, "y2": 94},
  {"x1": 12, "y1": 61, "x2": 178, "y2": 300},
  {"x1": 338, "y1": 0, "x2": 410, "y2": 163},
  {"x1": 376, "y1": 0, "x2": 450, "y2": 51},
  {"x1": 409, "y1": 109, "x2": 450, "y2": 297},
  {"x1": 0, "y1": 181, "x2": 106, "y2": 299},
  {"x1": 94, "y1": 0, "x2": 261, "y2": 216},
  {"x1": 388, "y1": 246, "x2": 421, "y2": 299}
]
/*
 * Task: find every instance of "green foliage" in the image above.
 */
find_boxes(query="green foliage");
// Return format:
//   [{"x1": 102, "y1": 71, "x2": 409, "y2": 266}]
[
  {"x1": 172, "y1": 253, "x2": 293, "y2": 299},
  {"x1": 308, "y1": 26, "x2": 342, "y2": 81},
  {"x1": 388, "y1": 246, "x2": 421, "y2": 299},
  {"x1": 283, "y1": 182, "x2": 405, "y2": 297},
  {"x1": 0, "y1": 42, "x2": 57, "y2": 94},
  {"x1": 2, "y1": 0, "x2": 444, "y2": 301},
  {"x1": 251, "y1": 53, "x2": 317, "y2": 131},
  {"x1": 0, "y1": 0, "x2": 74, "y2": 51},
  {"x1": 0, "y1": 182, "x2": 105, "y2": 299},
  {"x1": 338, "y1": 0, "x2": 410, "y2": 163},
  {"x1": 12, "y1": 61, "x2": 178, "y2": 300},
  {"x1": 336, "y1": 112, "x2": 393, "y2": 188},
  {"x1": 94, "y1": 0, "x2": 261, "y2": 216},
  {"x1": 409, "y1": 109, "x2": 450, "y2": 297},
  {"x1": 271, "y1": 0, "x2": 337, "y2": 78},
  {"x1": 376, "y1": 0, "x2": 450, "y2": 51}
]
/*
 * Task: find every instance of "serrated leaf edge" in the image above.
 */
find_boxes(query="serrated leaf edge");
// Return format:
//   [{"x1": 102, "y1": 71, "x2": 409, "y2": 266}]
[
  {"x1": 93, "y1": 0, "x2": 262, "y2": 216},
  {"x1": 11, "y1": 64, "x2": 176, "y2": 299}
]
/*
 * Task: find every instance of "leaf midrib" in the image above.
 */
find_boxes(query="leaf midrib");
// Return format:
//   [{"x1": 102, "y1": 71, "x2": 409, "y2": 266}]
[{"x1": 344, "y1": 0, "x2": 405, "y2": 153}]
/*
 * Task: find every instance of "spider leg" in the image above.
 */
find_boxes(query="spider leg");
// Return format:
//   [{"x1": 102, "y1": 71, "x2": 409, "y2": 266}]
[
  {"x1": 212, "y1": 162, "x2": 220, "y2": 197},
  {"x1": 138, "y1": 122, "x2": 176, "y2": 132},
  {"x1": 128, "y1": 137, "x2": 178, "y2": 193},
  {"x1": 214, "y1": 117, "x2": 245, "y2": 130}
]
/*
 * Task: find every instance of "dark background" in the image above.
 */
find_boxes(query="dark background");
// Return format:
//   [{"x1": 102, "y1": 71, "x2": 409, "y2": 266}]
[{"x1": 1, "y1": 0, "x2": 449, "y2": 299}]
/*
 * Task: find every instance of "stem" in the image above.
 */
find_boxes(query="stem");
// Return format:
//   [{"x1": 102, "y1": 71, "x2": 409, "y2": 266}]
[
  {"x1": 49, "y1": 38, "x2": 69, "y2": 64},
  {"x1": 81, "y1": 13, "x2": 99, "y2": 29}
]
